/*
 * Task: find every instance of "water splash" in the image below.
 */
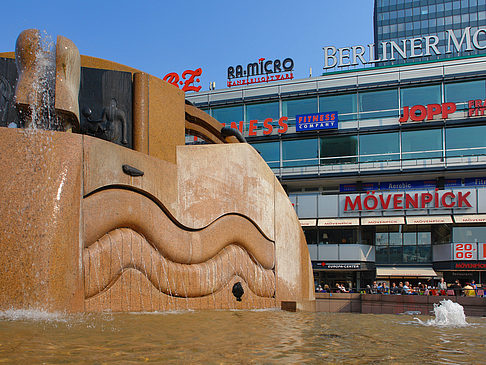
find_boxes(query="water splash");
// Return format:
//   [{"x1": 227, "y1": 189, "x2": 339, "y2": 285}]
[
  {"x1": 415, "y1": 299, "x2": 468, "y2": 327},
  {"x1": 0, "y1": 308, "x2": 68, "y2": 323}
]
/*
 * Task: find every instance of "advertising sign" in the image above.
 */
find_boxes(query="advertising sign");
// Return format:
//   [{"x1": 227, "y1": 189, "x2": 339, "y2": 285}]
[
  {"x1": 453, "y1": 243, "x2": 477, "y2": 261},
  {"x1": 479, "y1": 243, "x2": 486, "y2": 260},
  {"x1": 296, "y1": 111, "x2": 338, "y2": 132},
  {"x1": 227, "y1": 57, "x2": 294, "y2": 87},
  {"x1": 323, "y1": 26, "x2": 486, "y2": 69}
]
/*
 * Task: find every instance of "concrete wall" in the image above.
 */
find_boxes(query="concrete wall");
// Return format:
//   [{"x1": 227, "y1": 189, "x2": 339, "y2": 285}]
[{"x1": 316, "y1": 293, "x2": 486, "y2": 317}]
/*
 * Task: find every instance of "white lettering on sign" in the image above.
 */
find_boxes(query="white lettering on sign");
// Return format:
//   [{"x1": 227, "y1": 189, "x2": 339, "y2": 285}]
[
  {"x1": 454, "y1": 243, "x2": 477, "y2": 261},
  {"x1": 323, "y1": 26, "x2": 486, "y2": 69}
]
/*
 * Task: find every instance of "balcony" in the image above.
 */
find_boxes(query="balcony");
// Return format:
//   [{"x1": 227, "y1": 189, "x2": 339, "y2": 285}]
[{"x1": 307, "y1": 244, "x2": 375, "y2": 262}]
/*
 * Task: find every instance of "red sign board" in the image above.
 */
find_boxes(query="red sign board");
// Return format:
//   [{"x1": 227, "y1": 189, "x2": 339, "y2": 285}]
[
  {"x1": 163, "y1": 68, "x2": 202, "y2": 92},
  {"x1": 399, "y1": 102, "x2": 456, "y2": 123}
]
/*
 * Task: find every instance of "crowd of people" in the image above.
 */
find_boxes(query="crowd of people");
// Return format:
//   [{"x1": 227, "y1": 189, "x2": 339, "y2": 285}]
[{"x1": 315, "y1": 279, "x2": 484, "y2": 296}]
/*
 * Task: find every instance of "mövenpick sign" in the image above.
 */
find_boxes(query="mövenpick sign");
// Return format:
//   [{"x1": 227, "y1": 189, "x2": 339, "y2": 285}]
[
  {"x1": 344, "y1": 190, "x2": 472, "y2": 212},
  {"x1": 323, "y1": 26, "x2": 486, "y2": 69}
]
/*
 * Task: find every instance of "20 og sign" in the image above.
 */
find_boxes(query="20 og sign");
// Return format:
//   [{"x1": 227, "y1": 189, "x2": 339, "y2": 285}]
[{"x1": 454, "y1": 243, "x2": 477, "y2": 260}]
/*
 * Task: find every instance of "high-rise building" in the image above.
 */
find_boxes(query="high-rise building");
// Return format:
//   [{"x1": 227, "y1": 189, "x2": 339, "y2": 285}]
[{"x1": 374, "y1": 0, "x2": 486, "y2": 66}]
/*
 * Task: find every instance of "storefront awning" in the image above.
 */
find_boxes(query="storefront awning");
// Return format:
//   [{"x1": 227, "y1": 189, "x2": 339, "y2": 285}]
[
  {"x1": 318, "y1": 218, "x2": 360, "y2": 226},
  {"x1": 406, "y1": 216, "x2": 452, "y2": 224},
  {"x1": 454, "y1": 214, "x2": 486, "y2": 223},
  {"x1": 362, "y1": 217, "x2": 405, "y2": 225},
  {"x1": 376, "y1": 267, "x2": 437, "y2": 278},
  {"x1": 299, "y1": 219, "x2": 316, "y2": 227}
]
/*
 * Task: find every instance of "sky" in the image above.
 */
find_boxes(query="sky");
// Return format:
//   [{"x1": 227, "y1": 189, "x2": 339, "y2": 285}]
[{"x1": 0, "y1": 0, "x2": 374, "y2": 92}]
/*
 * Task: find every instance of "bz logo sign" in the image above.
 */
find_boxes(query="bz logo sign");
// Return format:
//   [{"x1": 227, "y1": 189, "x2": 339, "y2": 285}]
[{"x1": 163, "y1": 68, "x2": 202, "y2": 92}]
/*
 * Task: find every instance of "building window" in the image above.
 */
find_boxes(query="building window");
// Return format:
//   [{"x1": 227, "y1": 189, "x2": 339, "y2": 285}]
[
  {"x1": 401, "y1": 128, "x2": 443, "y2": 160},
  {"x1": 446, "y1": 125, "x2": 486, "y2": 157},
  {"x1": 320, "y1": 135, "x2": 358, "y2": 165},
  {"x1": 281, "y1": 97, "x2": 318, "y2": 122},
  {"x1": 400, "y1": 84, "x2": 441, "y2": 108},
  {"x1": 453, "y1": 226, "x2": 486, "y2": 243},
  {"x1": 319, "y1": 93, "x2": 358, "y2": 121},
  {"x1": 319, "y1": 228, "x2": 359, "y2": 244},
  {"x1": 374, "y1": 225, "x2": 431, "y2": 264},
  {"x1": 359, "y1": 132, "x2": 400, "y2": 162},
  {"x1": 445, "y1": 80, "x2": 486, "y2": 109},
  {"x1": 359, "y1": 89, "x2": 398, "y2": 119},
  {"x1": 251, "y1": 141, "x2": 280, "y2": 168},
  {"x1": 282, "y1": 138, "x2": 319, "y2": 167},
  {"x1": 245, "y1": 101, "x2": 279, "y2": 125},
  {"x1": 211, "y1": 105, "x2": 244, "y2": 125}
]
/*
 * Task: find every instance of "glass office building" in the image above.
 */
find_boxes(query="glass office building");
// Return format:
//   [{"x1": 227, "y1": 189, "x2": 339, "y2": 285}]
[
  {"x1": 187, "y1": 38, "x2": 486, "y2": 292},
  {"x1": 374, "y1": 0, "x2": 486, "y2": 65}
]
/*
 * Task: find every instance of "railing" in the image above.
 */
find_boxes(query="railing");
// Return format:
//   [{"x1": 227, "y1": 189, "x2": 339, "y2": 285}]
[{"x1": 270, "y1": 149, "x2": 486, "y2": 178}]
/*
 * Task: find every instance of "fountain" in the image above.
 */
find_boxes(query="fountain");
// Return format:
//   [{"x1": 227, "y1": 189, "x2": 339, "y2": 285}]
[
  {"x1": 415, "y1": 299, "x2": 469, "y2": 327},
  {"x1": 0, "y1": 30, "x2": 315, "y2": 313}
]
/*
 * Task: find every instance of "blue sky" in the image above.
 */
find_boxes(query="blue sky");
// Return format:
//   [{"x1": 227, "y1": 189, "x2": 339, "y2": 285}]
[{"x1": 0, "y1": 0, "x2": 374, "y2": 92}]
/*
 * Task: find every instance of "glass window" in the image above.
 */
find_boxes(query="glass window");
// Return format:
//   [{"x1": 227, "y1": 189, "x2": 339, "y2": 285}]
[
  {"x1": 400, "y1": 84, "x2": 441, "y2": 108},
  {"x1": 416, "y1": 245, "x2": 431, "y2": 262},
  {"x1": 282, "y1": 138, "x2": 318, "y2": 167},
  {"x1": 389, "y1": 225, "x2": 402, "y2": 246},
  {"x1": 282, "y1": 97, "x2": 317, "y2": 121},
  {"x1": 432, "y1": 224, "x2": 451, "y2": 245},
  {"x1": 403, "y1": 245, "x2": 417, "y2": 263},
  {"x1": 376, "y1": 226, "x2": 388, "y2": 246},
  {"x1": 376, "y1": 246, "x2": 389, "y2": 263},
  {"x1": 245, "y1": 101, "x2": 279, "y2": 123},
  {"x1": 402, "y1": 129, "x2": 443, "y2": 160},
  {"x1": 359, "y1": 89, "x2": 398, "y2": 119},
  {"x1": 453, "y1": 226, "x2": 486, "y2": 243},
  {"x1": 319, "y1": 93, "x2": 357, "y2": 121},
  {"x1": 446, "y1": 125, "x2": 486, "y2": 157},
  {"x1": 445, "y1": 80, "x2": 486, "y2": 110},
  {"x1": 390, "y1": 246, "x2": 403, "y2": 264},
  {"x1": 320, "y1": 135, "x2": 358, "y2": 165},
  {"x1": 320, "y1": 228, "x2": 358, "y2": 244},
  {"x1": 403, "y1": 225, "x2": 417, "y2": 245},
  {"x1": 211, "y1": 105, "x2": 244, "y2": 124},
  {"x1": 304, "y1": 229, "x2": 318, "y2": 245},
  {"x1": 251, "y1": 141, "x2": 280, "y2": 168},
  {"x1": 359, "y1": 132, "x2": 400, "y2": 162}
]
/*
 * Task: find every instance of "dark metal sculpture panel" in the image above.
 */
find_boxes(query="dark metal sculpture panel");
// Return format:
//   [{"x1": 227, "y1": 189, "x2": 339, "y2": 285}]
[
  {"x1": 0, "y1": 58, "x2": 19, "y2": 128},
  {"x1": 79, "y1": 67, "x2": 133, "y2": 148}
]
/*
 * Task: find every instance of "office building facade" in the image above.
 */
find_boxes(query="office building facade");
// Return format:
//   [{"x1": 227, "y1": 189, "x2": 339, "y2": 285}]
[{"x1": 374, "y1": 0, "x2": 486, "y2": 65}]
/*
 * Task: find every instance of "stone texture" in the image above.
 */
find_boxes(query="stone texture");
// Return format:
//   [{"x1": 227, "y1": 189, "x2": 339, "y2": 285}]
[
  {"x1": 55, "y1": 35, "x2": 81, "y2": 131},
  {"x1": 176, "y1": 143, "x2": 276, "y2": 240},
  {"x1": 147, "y1": 75, "x2": 185, "y2": 164},
  {"x1": 83, "y1": 190, "x2": 275, "y2": 269},
  {"x1": 132, "y1": 72, "x2": 149, "y2": 154},
  {"x1": 14, "y1": 29, "x2": 41, "y2": 128},
  {"x1": 0, "y1": 127, "x2": 84, "y2": 312}
]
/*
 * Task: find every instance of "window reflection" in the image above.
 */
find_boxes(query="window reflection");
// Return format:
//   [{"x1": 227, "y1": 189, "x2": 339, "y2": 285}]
[
  {"x1": 359, "y1": 89, "x2": 398, "y2": 119},
  {"x1": 282, "y1": 139, "x2": 319, "y2": 167},
  {"x1": 359, "y1": 132, "x2": 400, "y2": 162},
  {"x1": 446, "y1": 125, "x2": 486, "y2": 157},
  {"x1": 211, "y1": 105, "x2": 244, "y2": 125},
  {"x1": 251, "y1": 142, "x2": 280, "y2": 168},
  {"x1": 282, "y1": 97, "x2": 317, "y2": 121},
  {"x1": 402, "y1": 129, "x2": 442, "y2": 160},
  {"x1": 319, "y1": 93, "x2": 357, "y2": 121},
  {"x1": 320, "y1": 135, "x2": 358, "y2": 165}
]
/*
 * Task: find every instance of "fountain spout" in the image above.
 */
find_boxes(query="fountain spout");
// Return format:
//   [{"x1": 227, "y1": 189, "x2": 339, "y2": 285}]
[{"x1": 14, "y1": 29, "x2": 80, "y2": 131}]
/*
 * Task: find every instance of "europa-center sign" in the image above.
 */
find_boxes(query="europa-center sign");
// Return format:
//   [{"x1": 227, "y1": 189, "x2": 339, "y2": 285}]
[
  {"x1": 227, "y1": 57, "x2": 294, "y2": 87},
  {"x1": 323, "y1": 26, "x2": 486, "y2": 69}
]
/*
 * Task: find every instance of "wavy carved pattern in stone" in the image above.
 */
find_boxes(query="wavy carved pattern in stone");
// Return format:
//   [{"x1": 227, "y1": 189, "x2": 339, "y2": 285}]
[
  {"x1": 83, "y1": 188, "x2": 275, "y2": 269},
  {"x1": 84, "y1": 228, "x2": 275, "y2": 299},
  {"x1": 85, "y1": 270, "x2": 276, "y2": 312}
]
